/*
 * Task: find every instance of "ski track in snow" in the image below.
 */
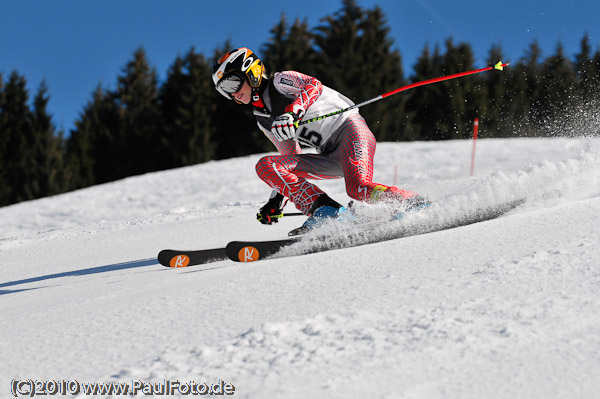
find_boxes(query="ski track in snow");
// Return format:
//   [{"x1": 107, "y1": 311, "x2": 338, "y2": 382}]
[{"x1": 1, "y1": 137, "x2": 600, "y2": 399}]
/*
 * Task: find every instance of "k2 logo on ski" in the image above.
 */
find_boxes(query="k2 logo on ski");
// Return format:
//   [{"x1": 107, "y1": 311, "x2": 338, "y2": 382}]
[
  {"x1": 239, "y1": 246, "x2": 260, "y2": 262},
  {"x1": 170, "y1": 255, "x2": 190, "y2": 267}
]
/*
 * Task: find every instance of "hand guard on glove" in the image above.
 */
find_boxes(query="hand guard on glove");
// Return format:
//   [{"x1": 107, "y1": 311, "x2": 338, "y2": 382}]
[
  {"x1": 271, "y1": 105, "x2": 305, "y2": 142},
  {"x1": 257, "y1": 192, "x2": 286, "y2": 225}
]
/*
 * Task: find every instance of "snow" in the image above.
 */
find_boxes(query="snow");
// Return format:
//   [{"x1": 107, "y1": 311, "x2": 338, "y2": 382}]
[{"x1": 1, "y1": 137, "x2": 599, "y2": 398}]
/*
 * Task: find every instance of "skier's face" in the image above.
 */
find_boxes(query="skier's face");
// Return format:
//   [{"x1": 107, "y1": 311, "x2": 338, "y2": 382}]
[{"x1": 231, "y1": 80, "x2": 252, "y2": 104}]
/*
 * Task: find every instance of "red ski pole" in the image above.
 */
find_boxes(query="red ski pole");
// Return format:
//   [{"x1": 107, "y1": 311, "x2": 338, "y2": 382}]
[{"x1": 296, "y1": 61, "x2": 508, "y2": 128}]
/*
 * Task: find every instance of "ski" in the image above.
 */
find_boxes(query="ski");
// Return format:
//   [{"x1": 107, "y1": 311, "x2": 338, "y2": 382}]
[
  {"x1": 157, "y1": 198, "x2": 525, "y2": 267},
  {"x1": 158, "y1": 247, "x2": 227, "y2": 267},
  {"x1": 223, "y1": 197, "x2": 526, "y2": 263},
  {"x1": 157, "y1": 238, "x2": 300, "y2": 267},
  {"x1": 226, "y1": 237, "x2": 300, "y2": 262}
]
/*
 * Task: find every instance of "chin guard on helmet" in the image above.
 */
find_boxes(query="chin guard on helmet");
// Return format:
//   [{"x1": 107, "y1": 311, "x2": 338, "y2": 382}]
[{"x1": 212, "y1": 47, "x2": 265, "y2": 100}]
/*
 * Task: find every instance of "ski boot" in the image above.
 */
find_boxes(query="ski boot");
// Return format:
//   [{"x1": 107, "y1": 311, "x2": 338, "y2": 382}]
[{"x1": 288, "y1": 194, "x2": 355, "y2": 236}]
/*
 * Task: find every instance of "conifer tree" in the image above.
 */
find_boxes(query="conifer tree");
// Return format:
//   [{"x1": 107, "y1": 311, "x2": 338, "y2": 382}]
[
  {"x1": 67, "y1": 50, "x2": 159, "y2": 188},
  {"x1": 0, "y1": 73, "x2": 8, "y2": 204},
  {"x1": 437, "y1": 39, "x2": 477, "y2": 140},
  {"x1": 0, "y1": 74, "x2": 64, "y2": 204},
  {"x1": 593, "y1": 48, "x2": 600, "y2": 96},
  {"x1": 313, "y1": 0, "x2": 362, "y2": 94},
  {"x1": 512, "y1": 41, "x2": 544, "y2": 132},
  {"x1": 31, "y1": 81, "x2": 65, "y2": 197},
  {"x1": 261, "y1": 15, "x2": 318, "y2": 77},
  {"x1": 356, "y1": 5, "x2": 406, "y2": 141},
  {"x1": 480, "y1": 45, "x2": 519, "y2": 137},
  {"x1": 0, "y1": 73, "x2": 5, "y2": 130},
  {"x1": 593, "y1": 49, "x2": 600, "y2": 75},
  {"x1": 160, "y1": 48, "x2": 216, "y2": 168},
  {"x1": 575, "y1": 34, "x2": 599, "y2": 102},
  {"x1": 494, "y1": 49, "x2": 531, "y2": 136},
  {"x1": 65, "y1": 85, "x2": 120, "y2": 188},
  {"x1": 538, "y1": 43, "x2": 577, "y2": 130},
  {"x1": 1, "y1": 71, "x2": 35, "y2": 204},
  {"x1": 65, "y1": 109, "x2": 95, "y2": 189},
  {"x1": 313, "y1": 0, "x2": 405, "y2": 141},
  {"x1": 262, "y1": 14, "x2": 288, "y2": 74},
  {"x1": 404, "y1": 44, "x2": 444, "y2": 140},
  {"x1": 115, "y1": 48, "x2": 162, "y2": 176}
]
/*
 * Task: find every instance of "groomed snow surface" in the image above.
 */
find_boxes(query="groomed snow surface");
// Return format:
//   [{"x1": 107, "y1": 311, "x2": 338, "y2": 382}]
[{"x1": 1, "y1": 137, "x2": 599, "y2": 398}]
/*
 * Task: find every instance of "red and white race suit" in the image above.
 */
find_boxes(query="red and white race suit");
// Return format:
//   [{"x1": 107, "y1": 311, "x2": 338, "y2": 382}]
[{"x1": 252, "y1": 71, "x2": 418, "y2": 215}]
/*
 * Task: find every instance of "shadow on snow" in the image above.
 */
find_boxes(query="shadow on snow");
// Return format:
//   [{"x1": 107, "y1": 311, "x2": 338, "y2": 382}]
[{"x1": 0, "y1": 258, "x2": 158, "y2": 295}]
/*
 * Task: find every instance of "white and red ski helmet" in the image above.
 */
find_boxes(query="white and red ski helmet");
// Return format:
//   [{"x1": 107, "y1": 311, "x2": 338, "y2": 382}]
[{"x1": 212, "y1": 47, "x2": 265, "y2": 100}]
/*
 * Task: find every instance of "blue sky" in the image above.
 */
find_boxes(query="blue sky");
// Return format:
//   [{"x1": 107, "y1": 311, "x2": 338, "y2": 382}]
[{"x1": 1, "y1": 0, "x2": 599, "y2": 132}]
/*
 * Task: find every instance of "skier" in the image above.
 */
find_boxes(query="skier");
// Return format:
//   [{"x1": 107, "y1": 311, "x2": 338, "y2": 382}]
[{"x1": 212, "y1": 47, "x2": 429, "y2": 235}]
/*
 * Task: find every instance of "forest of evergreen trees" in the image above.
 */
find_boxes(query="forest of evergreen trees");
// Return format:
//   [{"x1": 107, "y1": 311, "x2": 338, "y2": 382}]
[{"x1": 1, "y1": 0, "x2": 600, "y2": 207}]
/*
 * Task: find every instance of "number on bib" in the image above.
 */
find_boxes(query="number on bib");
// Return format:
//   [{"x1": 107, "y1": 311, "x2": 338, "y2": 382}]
[{"x1": 296, "y1": 126, "x2": 322, "y2": 148}]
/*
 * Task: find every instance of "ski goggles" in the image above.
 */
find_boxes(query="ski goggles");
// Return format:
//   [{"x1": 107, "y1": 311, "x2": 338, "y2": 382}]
[{"x1": 216, "y1": 73, "x2": 245, "y2": 97}]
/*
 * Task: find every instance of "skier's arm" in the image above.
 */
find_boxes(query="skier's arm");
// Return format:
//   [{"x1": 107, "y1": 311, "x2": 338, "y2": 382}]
[
  {"x1": 271, "y1": 71, "x2": 323, "y2": 142},
  {"x1": 273, "y1": 71, "x2": 323, "y2": 115}
]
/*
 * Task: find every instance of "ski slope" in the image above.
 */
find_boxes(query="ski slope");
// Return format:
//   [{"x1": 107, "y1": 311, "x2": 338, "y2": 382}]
[{"x1": 1, "y1": 137, "x2": 599, "y2": 398}]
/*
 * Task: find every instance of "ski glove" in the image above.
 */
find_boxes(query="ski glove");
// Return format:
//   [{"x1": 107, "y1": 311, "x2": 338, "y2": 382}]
[
  {"x1": 257, "y1": 192, "x2": 286, "y2": 225},
  {"x1": 271, "y1": 106, "x2": 305, "y2": 142}
]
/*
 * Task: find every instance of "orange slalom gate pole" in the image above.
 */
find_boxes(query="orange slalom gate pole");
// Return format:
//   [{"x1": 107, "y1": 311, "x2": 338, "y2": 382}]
[{"x1": 470, "y1": 118, "x2": 479, "y2": 176}]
